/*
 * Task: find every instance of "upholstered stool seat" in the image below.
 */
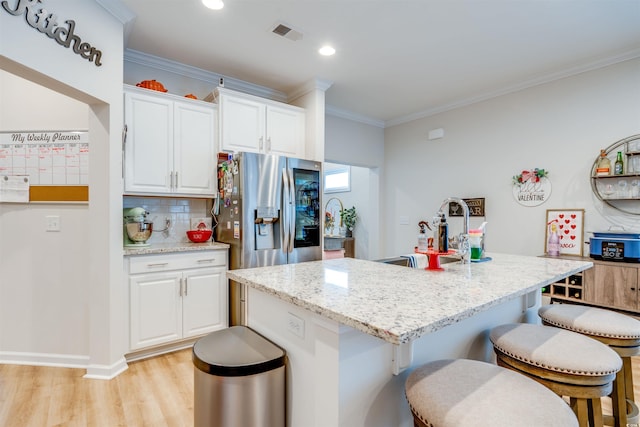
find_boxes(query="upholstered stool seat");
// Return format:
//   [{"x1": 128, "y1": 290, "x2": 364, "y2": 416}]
[
  {"x1": 490, "y1": 323, "x2": 622, "y2": 427},
  {"x1": 539, "y1": 304, "x2": 640, "y2": 427},
  {"x1": 405, "y1": 359, "x2": 579, "y2": 427}
]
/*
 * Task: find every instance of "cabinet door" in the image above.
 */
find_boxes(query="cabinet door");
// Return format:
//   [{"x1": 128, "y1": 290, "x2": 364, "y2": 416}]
[
  {"x1": 182, "y1": 267, "x2": 228, "y2": 337},
  {"x1": 266, "y1": 104, "x2": 305, "y2": 158},
  {"x1": 124, "y1": 91, "x2": 173, "y2": 194},
  {"x1": 130, "y1": 272, "x2": 182, "y2": 350},
  {"x1": 584, "y1": 263, "x2": 638, "y2": 311},
  {"x1": 219, "y1": 94, "x2": 265, "y2": 153},
  {"x1": 174, "y1": 102, "x2": 217, "y2": 196}
]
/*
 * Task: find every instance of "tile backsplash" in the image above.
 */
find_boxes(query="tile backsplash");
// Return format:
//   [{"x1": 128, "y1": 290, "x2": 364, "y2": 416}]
[{"x1": 123, "y1": 196, "x2": 214, "y2": 244}]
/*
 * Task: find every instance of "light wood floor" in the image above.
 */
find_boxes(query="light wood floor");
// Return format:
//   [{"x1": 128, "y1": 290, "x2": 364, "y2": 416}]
[
  {"x1": 0, "y1": 349, "x2": 194, "y2": 427},
  {"x1": 1, "y1": 350, "x2": 640, "y2": 426}
]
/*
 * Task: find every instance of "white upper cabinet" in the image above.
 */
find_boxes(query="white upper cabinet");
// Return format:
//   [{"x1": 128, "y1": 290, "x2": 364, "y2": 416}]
[
  {"x1": 123, "y1": 85, "x2": 217, "y2": 197},
  {"x1": 215, "y1": 87, "x2": 305, "y2": 158}
]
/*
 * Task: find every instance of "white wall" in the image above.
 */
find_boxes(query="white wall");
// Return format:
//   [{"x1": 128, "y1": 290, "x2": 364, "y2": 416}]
[
  {"x1": 325, "y1": 115, "x2": 385, "y2": 259},
  {"x1": 0, "y1": 72, "x2": 91, "y2": 359},
  {"x1": 0, "y1": 0, "x2": 127, "y2": 377},
  {"x1": 383, "y1": 59, "x2": 640, "y2": 258}
]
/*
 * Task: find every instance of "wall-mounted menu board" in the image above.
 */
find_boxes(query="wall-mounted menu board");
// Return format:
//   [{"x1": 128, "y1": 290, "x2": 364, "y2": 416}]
[{"x1": 0, "y1": 131, "x2": 89, "y2": 202}]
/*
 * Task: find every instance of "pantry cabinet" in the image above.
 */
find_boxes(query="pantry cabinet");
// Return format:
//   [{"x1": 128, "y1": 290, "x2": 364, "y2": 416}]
[
  {"x1": 127, "y1": 250, "x2": 228, "y2": 351},
  {"x1": 214, "y1": 87, "x2": 305, "y2": 158},
  {"x1": 123, "y1": 85, "x2": 217, "y2": 197}
]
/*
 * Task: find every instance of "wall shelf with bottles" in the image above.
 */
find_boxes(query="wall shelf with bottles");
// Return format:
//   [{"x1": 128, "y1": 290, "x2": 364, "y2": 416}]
[{"x1": 591, "y1": 134, "x2": 640, "y2": 215}]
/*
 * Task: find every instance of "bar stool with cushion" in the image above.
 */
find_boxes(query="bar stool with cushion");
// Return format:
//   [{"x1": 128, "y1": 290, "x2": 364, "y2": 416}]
[
  {"x1": 490, "y1": 323, "x2": 622, "y2": 427},
  {"x1": 539, "y1": 304, "x2": 640, "y2": 427},
  {"x1": 405, "y1": 358, "x2": 579, "y2": 427}
]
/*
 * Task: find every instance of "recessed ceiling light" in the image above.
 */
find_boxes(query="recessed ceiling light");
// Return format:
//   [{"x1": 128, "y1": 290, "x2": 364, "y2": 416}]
[
  {"x1": 202, "y1": 0, "x2": 224, "y2": 10},
  {"x1": 319, "y1": 45, "x2": 336, "y2": 56}
]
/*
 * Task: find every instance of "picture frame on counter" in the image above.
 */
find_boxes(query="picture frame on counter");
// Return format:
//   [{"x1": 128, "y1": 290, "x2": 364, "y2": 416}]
[{"x1": 544, "y1": 208, "x2": 585, "y2": 256}]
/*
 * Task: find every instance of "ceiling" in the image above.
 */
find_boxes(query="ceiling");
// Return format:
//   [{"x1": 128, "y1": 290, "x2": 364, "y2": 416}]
[{"x1": 118, "y1": 0, "x2": 640, "y2": 127}]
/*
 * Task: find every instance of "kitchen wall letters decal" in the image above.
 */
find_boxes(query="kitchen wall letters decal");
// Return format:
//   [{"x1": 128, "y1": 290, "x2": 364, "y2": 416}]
[
  {"x1": 2, "y1": 0, "x2": 103, "y2": 66},
  {"x1": 512, "y1": 168, "x2": 551, "y2": 207}
]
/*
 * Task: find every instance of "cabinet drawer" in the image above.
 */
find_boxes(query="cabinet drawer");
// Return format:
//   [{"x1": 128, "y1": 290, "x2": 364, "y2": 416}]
[{"x1": 128, "y1": 250, "x2": 227, "y2": 274}]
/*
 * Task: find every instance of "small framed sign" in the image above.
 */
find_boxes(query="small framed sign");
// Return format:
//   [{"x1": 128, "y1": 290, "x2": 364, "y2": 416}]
[
  {"x1": 449, "y1": 197, "x2": 485, "y2": 217},
  {"x1": 544, "y1": 209, "x2": 585, "y2": 256}
]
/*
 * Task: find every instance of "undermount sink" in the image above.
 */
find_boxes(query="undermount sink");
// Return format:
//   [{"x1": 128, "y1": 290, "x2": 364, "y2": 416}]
[
  {"x1": 374, "y1": 253, "x2": 462, "y2": 267},
  {"x1": 438, "y1": 254, "x2": 462, "y2": 264}
]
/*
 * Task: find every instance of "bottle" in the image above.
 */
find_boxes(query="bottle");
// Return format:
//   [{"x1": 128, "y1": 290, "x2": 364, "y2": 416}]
[
  {"x1": 596, "y1": 149, "x2": 611, "y2": 176},
  {"x1": 547, "y1": 221, "x2": 560, "y2": 256},
  {"x1": 437, "y1": 214, "x2": 448, "y2": 253},
  {"x1": 417, "y1": 223, "x2": 428, "y2": 252},
  {"x1": 614, "y1": 151, "x2": 624, "y2": 175}
]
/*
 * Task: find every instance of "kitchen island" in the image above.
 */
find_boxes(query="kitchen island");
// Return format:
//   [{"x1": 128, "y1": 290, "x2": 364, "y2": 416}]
[{"x1": 227, "y1": 254, "x2": 592, "y2": 427}]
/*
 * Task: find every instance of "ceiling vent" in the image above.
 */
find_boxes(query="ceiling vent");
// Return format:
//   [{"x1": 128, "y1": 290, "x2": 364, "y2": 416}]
[{"x1": 271, "y1": 23, "x2": 303, "y2": 41}]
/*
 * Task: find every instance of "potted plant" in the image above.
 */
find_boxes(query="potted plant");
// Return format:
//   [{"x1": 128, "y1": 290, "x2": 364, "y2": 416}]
[{"x1": 340, "y1": 206, "x2": 357, "y2": 237}]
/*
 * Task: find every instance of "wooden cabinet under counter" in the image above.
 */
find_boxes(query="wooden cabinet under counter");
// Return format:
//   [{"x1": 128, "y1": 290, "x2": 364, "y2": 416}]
[
  {"x1": 543, "y1": 255, "x2": 640, "y2": 314},
  {"x1": 583, "y1": 260, "x2": 640, "y2": 312}
]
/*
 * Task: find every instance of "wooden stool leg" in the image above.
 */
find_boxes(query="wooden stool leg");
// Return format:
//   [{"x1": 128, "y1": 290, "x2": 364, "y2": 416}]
[
  {"x1": 591, "y1": 397, "x2": 604, "y2": 427},
  {"x1": 611, "y1": 369, "x2": 628, "y2": 427},
  {"x1": 623, "y1": 356, "x2": 635, "y2": 402},
  {"x1": 571, "y1": 397, "x2": 591, "y2": 427}
]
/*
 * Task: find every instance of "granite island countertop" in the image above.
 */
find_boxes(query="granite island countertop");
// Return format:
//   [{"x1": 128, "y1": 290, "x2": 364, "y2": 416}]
[
  {"x1": 123, "y1": 241, "x2": 229, "y2": 256},
  {"x1": 227, "y1": 253, "x2": 592, "y2": 345}
]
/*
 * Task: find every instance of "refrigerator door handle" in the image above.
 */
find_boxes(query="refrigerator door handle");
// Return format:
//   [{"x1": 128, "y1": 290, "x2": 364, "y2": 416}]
[
  {"x1": 282, "y1": 168, "x2": 290, "y2": 253},
  {"x1": 288, "y1": 168, "x2": 296, "y2": 253}
]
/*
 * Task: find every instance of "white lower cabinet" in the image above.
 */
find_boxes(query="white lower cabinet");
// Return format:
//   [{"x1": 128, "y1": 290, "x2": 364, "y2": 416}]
[{"x1": 127, "y1": 251, "x2": 228, "y2": 351}]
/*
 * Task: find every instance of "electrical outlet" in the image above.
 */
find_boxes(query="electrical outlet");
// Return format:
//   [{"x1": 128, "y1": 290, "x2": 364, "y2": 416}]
[
  {"x1": 287, "y1": 312, "x2": 305, "y2": 339},
  {"x1": 46, "y1": 215, "x2": 61, "y2": 232}
]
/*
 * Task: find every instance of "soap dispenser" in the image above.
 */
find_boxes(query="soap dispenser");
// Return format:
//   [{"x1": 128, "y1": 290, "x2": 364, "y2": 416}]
[{"x1": 437, "y1": 214, "x2": 448, "y2": 253}]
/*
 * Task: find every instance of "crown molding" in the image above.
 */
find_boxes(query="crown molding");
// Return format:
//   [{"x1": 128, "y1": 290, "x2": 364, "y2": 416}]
[
  {"x1": 123, "y1": 49, "x2": 289, "y2": 103},
  {"x1": 325, "y1": 105, "x2": 385, "y2": 128},
  {"x1": 288, "y1": 78, "x2": 334, "y2": 102},
  {"x1": 94, "y1": 0, "x2": 136, "y2": 45},
  {"x1": 385, "y1": 48, "x2": 640, "y2": 128},
  {"x1": 95, "y1": 0, "x2": 136, "y2": 23}
]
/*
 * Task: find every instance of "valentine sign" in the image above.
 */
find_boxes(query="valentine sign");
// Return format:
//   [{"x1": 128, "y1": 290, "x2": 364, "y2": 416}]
[
  {"x1": 544, "y1": 209, "x2": 585, "y2": 256},
  {"x1": 512, "y1": 168, "x2": 551, "y2": 207}
]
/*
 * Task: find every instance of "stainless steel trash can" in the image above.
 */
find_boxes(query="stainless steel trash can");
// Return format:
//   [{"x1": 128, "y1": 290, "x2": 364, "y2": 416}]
[{"x1": 192, "y1": 326, "x2": 286, "y2": 427}]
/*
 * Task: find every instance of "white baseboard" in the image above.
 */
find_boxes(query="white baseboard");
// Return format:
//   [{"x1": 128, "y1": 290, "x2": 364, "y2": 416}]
[
  {"x1": 84, "y1": 357, "x2": 128, "y2": 380},
  {"x1": 0, "y1": 351, "x2": 129, "y2": 380},
  {"x1": 0, "y1": 351, "x2": 90, "y2": 369}
]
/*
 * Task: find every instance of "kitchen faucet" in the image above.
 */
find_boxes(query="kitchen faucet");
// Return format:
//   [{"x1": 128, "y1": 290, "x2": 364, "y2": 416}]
[{"x1": 438, "y1": 197, "x2": 470, "y2": 263}]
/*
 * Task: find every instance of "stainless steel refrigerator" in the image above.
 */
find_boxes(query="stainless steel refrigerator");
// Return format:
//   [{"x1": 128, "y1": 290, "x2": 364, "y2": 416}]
[{"x1": 215, "y1": 152, "x2": 322, "y2": 325}]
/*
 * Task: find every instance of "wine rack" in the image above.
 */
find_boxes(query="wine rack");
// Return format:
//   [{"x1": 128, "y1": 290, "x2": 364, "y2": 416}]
[{"x1": 542, "y1": 272, "x2": 584, "y2": 302}]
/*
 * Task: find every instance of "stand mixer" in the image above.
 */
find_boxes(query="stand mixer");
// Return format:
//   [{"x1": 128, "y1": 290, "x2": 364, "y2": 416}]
[{"x1": 123, "y1": 207, "x2": 153, "y2": 247}]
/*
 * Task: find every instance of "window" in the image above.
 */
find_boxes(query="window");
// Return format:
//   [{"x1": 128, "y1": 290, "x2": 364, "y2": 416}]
[{"x1": 323, "y1": 165, "x2": 350, "y2": 193}]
